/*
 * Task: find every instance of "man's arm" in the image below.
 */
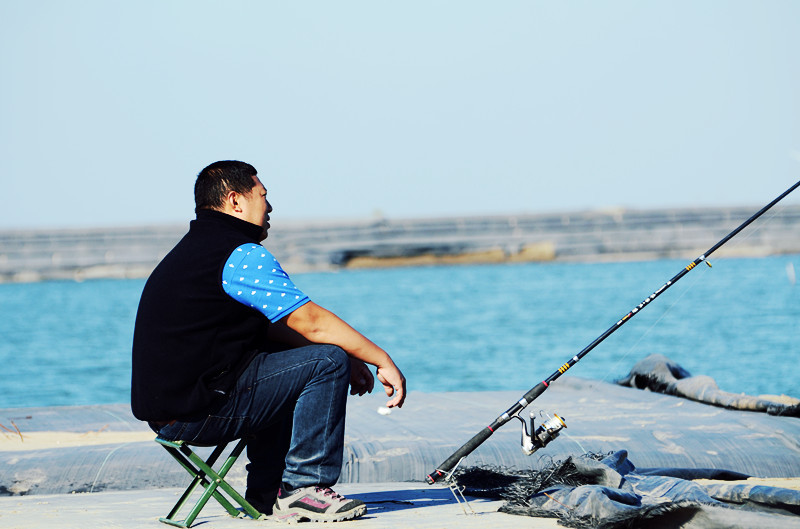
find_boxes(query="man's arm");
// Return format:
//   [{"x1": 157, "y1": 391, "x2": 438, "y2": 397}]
[
  {"x1": 279, "y1": 301, "x2": 407, "y2": 408},
  {"x1": 266, "y1": 316, "x2": 377, "y2": 398},
  {"x1": 221, "y1": 243, "x2": 392, "y2": 401}
]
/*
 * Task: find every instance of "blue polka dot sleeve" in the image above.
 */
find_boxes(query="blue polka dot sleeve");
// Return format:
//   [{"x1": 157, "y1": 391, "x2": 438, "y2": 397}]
[{"x1": 221, "y1": 243, "x2": 310, "y2": 322}]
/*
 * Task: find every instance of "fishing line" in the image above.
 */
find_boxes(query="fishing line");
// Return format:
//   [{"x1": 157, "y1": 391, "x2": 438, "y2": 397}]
[
  {"x1": 599, "y1": 267, "x2": 707, "y2": 384},
  {"x1": 609, "y1": 202, "x2": 793, "y2": 377},
  {"x1": 599, "y1": 201, "x2": 792, "y2": 384},
  {"x1": 559, "y1": 430, "x2": 588, "y2": 455}
]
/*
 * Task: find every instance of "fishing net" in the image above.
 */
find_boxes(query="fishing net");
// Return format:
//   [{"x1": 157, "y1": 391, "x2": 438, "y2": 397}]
[
  {"x1": 454, "y1": 450, "x2": 800, "y2": 529},
  {"x1": 452, "y1": 452, "x2": 610, "y2": 504}
]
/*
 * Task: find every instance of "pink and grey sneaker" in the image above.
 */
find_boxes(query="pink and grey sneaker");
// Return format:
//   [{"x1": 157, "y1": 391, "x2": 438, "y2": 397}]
[{"x1": 273, "y1": 485, "x2": 366, "y2": 522}]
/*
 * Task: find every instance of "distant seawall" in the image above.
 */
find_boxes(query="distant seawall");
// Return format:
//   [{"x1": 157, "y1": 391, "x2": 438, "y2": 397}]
[{"x1": 1, "y1": 205, "x2": 799, "y2": 283}]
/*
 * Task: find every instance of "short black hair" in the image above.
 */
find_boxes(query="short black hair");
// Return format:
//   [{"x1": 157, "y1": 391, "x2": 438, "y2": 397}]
[{"x1": 194, "y1": 160, "x2": 258, "y2": 210}]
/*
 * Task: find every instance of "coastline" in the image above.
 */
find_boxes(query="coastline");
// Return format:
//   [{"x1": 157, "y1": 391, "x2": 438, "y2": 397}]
[{"x1": 2, "y1": 204, "x2": 799, "y2": 282}]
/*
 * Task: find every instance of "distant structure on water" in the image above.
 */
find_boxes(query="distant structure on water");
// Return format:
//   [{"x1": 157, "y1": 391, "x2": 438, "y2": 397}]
[{"x1": 1, "y1": 205, "x2": 799, "y2": 283}]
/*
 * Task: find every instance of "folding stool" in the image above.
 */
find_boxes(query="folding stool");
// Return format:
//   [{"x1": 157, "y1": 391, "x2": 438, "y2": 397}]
[{"x1": 155, "y1": 436, "x2": 265, "y2": 527}]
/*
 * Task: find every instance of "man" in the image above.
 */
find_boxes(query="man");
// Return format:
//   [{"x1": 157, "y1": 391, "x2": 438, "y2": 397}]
[{"x1": 131, "y1": 160, "x2": 406, "y2": 522}]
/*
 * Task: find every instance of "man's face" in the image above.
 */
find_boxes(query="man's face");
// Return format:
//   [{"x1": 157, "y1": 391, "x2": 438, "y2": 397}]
[{"x1": 240, "y1": 175, "x2": 272, "y2": 240}]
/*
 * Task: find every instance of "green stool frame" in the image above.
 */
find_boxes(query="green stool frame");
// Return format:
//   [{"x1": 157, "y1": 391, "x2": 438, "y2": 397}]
[{"x1": 155, "y1": 436, "x2": 264, "y2": 527}]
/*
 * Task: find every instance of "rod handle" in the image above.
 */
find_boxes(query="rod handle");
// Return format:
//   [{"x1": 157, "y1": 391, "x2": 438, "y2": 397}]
[
  {"x1": 425, "y1": 381, "x2": 549, "y2": 484},
  {"x1": 425, "y1": 427, "x2": 493, "y2": 484}
]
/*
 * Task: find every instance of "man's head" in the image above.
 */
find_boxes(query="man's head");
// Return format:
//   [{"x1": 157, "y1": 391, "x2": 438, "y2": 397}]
[{"x1": 195, "y1": 160, "x2": 272, "y2": 240}]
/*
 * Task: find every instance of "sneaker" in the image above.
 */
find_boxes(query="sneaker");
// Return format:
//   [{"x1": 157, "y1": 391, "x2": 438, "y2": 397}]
[{"x1": 273, "y1": 485, "x2": 366, "y2": 522}]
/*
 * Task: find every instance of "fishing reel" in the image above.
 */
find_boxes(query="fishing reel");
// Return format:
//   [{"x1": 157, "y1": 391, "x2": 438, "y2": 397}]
[{"x1": 516, "y1": 411, "x2": 567, "y2": 455}]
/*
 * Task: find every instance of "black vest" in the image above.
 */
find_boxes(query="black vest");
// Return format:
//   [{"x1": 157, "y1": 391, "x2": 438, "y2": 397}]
[{"x1": 131, "y1": 209, "x2": 270, "y2": 421}]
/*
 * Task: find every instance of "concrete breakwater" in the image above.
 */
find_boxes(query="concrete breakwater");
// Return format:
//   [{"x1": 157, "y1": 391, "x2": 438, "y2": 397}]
[{"x1": 1, "y1": 205, "x2": 799, "y2": 282}]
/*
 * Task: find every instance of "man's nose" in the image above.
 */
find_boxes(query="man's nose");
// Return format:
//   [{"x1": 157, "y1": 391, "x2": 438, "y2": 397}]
[{"x1": 266, "y1": 200, "x2": 273, "y2": 213}]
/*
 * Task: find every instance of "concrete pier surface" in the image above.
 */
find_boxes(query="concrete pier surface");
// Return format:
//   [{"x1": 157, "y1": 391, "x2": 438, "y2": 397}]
[
  {"x1": 3, "y1": 480, "x2": 800, "y2": 529},
  {"x1": 0, "y1": 482, "x2": 564, "y2": 529},
  {"x1": 1, "y1": 377, "x2": 799, "y2": 528}
]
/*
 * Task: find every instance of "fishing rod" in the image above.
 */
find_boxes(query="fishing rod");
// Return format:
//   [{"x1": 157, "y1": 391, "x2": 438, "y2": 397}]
[{"x1": 426, "y1": 179, "x2": 800, "y2": 485}]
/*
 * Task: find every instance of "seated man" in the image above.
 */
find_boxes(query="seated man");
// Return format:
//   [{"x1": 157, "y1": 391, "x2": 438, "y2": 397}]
[{"x1": 131, "y1": 160, "x2": 406, "y2": 522}]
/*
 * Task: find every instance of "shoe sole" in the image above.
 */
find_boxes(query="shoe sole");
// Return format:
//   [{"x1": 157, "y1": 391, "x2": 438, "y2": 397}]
[{"x1": 274, "y1": 504, "x2": 367, "y2": 523}]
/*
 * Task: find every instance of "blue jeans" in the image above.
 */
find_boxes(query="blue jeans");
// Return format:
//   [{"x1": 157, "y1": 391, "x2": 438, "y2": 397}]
[{"x1": 152, "y1": 344, "x2": 351, "y2": 492}]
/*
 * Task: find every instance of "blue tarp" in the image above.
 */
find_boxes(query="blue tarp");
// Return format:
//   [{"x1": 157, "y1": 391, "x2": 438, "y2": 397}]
[
  {"x1": 492, "y1": 451, "x2": 800, "y2": 529},
  {"x1": 616, "y1": 354, "x2": 800, "y2": 417}
]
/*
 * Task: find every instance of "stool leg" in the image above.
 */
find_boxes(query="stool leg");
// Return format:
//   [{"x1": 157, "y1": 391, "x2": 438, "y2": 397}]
[
  {"x1": 156, "y1": 437, "x2": 264, "y2": 527},
  {"x1": 163, "y1": 443, "x2": 227, "y2": 524},
  {"x1": 209, "y1": 439, "x2": 263, "y2": 520},
  {"x1": 178, "y1": 443, "x2": 241, "y2": 522}
]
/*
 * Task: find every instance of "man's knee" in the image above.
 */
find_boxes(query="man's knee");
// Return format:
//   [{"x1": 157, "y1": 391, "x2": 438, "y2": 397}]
[{"x1": 311, "y1": 344, "x2": 350, "y2": 377}]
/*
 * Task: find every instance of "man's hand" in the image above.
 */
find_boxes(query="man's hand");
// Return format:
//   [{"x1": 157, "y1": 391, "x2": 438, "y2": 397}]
[
  {"x1": 377, "y1": 363, "x2": 406, "y2": 409},
  {"x1": 349, "y1": 358, "x2": 374, "y2": 396}
]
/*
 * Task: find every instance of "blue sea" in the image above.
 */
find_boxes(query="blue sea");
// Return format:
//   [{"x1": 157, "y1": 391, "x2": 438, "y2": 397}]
[{"x1": 1, "y1": 256, "x2": 798, "y2": 409}]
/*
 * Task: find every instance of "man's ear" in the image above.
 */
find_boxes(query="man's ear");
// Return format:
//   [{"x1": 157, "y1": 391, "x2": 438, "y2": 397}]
[{"x1": 225, "y1": 190, "x2": 242, "y2": 213}]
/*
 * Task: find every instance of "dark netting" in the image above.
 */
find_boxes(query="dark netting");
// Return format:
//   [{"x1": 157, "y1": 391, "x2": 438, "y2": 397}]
[
  {"x1": 453, "y1": 452, "x2": 610, "y2": 504},
  {"x1": 454, "y1": 451, "x2": 800, "y2": 529}
]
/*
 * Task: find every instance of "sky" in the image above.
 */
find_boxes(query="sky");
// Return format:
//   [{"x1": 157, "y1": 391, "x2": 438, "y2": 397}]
[{"x1": 2, "y1": 1, "x2": 799, "y2": 229}]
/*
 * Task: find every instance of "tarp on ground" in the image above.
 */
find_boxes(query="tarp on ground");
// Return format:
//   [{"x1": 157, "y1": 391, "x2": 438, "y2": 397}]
[
  {"x1": 616, "y1": 354, "x2": 800, "y2": 417},
  {"x1": 457, "y1": 451, "x2": 800, "y2": 529}
]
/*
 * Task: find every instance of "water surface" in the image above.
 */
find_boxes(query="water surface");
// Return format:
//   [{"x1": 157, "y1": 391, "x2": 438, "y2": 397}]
[{"x1": 1, "y1": 256, "x2": 797, "y2": 408}]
